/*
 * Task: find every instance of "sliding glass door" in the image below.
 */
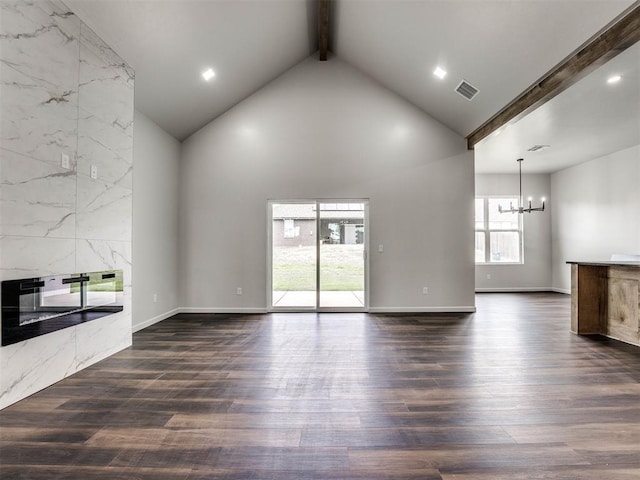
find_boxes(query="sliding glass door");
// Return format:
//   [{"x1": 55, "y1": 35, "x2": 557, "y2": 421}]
[
  {"x1": 268, "y1": 200, "x2": 368, "y2": 311},
  {"x1": 270, "y1": 202, "x2": 317, "y2": 308},
  {"x1": 318, "y1": 202, "x2": 366, "y2": 308}
]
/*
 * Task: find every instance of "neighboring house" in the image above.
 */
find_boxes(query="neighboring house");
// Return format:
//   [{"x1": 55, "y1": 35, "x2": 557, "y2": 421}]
[{"x1": 272, "y1": 203, "x2": 365, "y2": 247}]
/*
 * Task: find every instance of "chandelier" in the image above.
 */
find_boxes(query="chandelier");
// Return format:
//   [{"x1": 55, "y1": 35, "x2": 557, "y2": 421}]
[{"x1": 498, "y1": 158, "x2": 545, "y2": 214}]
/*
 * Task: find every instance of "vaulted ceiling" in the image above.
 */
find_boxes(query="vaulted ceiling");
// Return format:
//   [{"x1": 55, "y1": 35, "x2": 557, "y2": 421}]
[
  {"x1": 66, "y1": 0, "x2": 317, "y2": 142},
  {"x1": 66, "y1": 0, "x2": 639, "y2": 172},
  {"x1": 475, "y1": 39, "x2": 640, "y2": 173}
]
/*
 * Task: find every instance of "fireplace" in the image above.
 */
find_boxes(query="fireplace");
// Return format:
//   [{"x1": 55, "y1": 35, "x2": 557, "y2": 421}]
[{"x1": 1, "y1": 270, "x2": 124, "y2": 346}]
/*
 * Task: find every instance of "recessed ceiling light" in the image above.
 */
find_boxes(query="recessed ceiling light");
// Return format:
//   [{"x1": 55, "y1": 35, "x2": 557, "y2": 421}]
[
  {"x1": 433, "y1": 66, "x2": 447, "y2": 79},
  {"x1": 202, "y1": 68, "x2": 215, "y2": 81},
  {"x1": 607, "y1": 74, "x2": 622, "y2": 84}
]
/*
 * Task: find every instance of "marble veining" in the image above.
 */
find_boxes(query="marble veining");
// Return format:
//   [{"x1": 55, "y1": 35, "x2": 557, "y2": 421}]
[
  {"x1": 0, "y1": 0, "x2": 134, "y2": 410},
  {"x1": 0, "y1": 326, "x2": 77, "y2": 408},
  {"x1": 0, "y1": 1, "x2": 80, "y2": 165},
  {"x1": 75, "y1": 314, "x2": 131, "y2": 370},
  {"x1": 1, "y1": 149, "x2": 76, "y2": 238},
  {"x1": 78, "y1": 76, "x2": 134, "y2": 135},
  {"x1": 77, "y1": 109, "x2": 133, "y2": 188},
  {"x1": 1, "y1": 67, "x2": 78, "y2": 165},
  {"x1": 0, "y1": 0, "x2": 80, "y2": 92},
  {"x1": 80, "y1": 23, "x2": 134, "y2": 88},
  {"x1": 79, "y1": 30, "x2": 134, "y2": 129},
  {"x1": 76, "y1": 238, "x2": 131, "y2": 273},
  {"x1": 76, "y1": 175, "x2": 132, "y2": 242},
  {"x1": 0, "y1": 236, "x2": 76, "y2": 281},
  {"x1": 2, "y1": 1, "x2": 81, "y2": 34}
]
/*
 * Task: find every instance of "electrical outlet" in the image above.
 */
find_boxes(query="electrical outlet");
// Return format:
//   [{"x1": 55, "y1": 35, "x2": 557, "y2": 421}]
[
  {"x1": 153, "y1": 293, "x2": 157, "y2": 303},
  {"x1": 378, "y1": 244, "x2": 384, "y2": 253},
  {"x1": 486, "y1": 274, "x2": 491, "y2": 280},
  {"x1": 422, "y1": 287, "x2": 429, "y2": 295},
  {"x1": 236, "y1": 287, "x2": 242, "y2": 295},
  {"x1": 90, "y1": 165, "x2": 98, "y2": 179},
  {"x1": 60, "y1": 153, "x2": 70, "y2": 170}
]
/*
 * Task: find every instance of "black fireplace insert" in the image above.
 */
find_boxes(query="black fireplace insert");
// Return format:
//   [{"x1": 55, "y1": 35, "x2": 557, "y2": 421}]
[{"x1": 1, "y1": 270, "x2": 124, "y2": 346}]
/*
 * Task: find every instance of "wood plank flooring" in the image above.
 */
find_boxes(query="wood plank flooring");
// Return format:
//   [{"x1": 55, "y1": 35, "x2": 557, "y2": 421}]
[{"x1": 1, "y1": 293, "x2": 640, "y2": 479}]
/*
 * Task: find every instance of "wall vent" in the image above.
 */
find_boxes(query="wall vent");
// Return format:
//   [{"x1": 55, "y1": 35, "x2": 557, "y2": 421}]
[{"x1": 455, "y1": 80, "x2": 479, "y2": 100}]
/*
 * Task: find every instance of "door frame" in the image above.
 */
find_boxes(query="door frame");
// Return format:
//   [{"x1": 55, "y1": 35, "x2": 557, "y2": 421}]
[{"x1": 267, "y1": 199, "x2": 369, "y2": 312}]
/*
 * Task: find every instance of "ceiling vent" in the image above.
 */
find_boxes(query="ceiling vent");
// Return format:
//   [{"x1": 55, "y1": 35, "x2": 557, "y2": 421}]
[
  {"x1": 527, "y1": 145, "x2": 551, "y2": 152},
  {"x1": 455, "y1": 80, "x2": 479, "y2": 100}
]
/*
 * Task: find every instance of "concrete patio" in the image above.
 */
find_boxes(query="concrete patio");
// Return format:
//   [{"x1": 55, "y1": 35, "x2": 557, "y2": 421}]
[{"x1": 272, "y1": 290, "x2": 365, "y2": 308}]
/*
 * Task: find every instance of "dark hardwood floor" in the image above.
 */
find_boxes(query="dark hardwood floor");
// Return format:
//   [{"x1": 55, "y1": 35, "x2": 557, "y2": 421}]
[{"x1": 1, "y1": 293, "x2": 640, "y2": 479}]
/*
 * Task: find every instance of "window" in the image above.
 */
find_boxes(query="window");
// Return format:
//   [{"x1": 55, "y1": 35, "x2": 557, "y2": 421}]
[
  {"x1": 475, "y1": 197, "x2": 522, "y2": 264},
  {"x1": 283, "y1": 219, "x2": 299, "y2": 238}
]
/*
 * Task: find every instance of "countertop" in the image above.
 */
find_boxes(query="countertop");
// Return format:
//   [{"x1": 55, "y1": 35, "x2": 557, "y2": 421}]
[{"x1": 567, "y1": 261, "x2": 640, "y2": 267}]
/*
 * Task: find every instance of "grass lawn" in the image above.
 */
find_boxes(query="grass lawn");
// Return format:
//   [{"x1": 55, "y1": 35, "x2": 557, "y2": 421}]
[
  {"x1": 273, "y1": 245, "x2": 364, "y2": 291},
  {"x1": 71, "y1": 278, "x2": 123, "y2": 293}
]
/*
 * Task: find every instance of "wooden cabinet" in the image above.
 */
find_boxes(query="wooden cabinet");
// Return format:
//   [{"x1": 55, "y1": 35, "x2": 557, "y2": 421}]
[
  {"x1": 607, "y1": 267, "x2": 640, "y2": 345},
  {"x1": 569, "y1": 262, "x2": 640, "y2": 347}
]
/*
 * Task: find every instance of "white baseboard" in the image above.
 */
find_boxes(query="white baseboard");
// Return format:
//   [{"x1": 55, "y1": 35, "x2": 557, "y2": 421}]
[
  {"x1": 178, "y1": 307, "x2": 268, "y2": 314},
  {"x1": 475, "y1": 287, "x2": 552, "y2": 293},
  {"x1": 369, "y1": 306, "x2": 476, "y2": 313},
  {"x1": 132, "y1": 308, "x2": 180, "y2": 333},
  {"x1": 551, "y1": 287, "x2": 571, "y2": 295}
]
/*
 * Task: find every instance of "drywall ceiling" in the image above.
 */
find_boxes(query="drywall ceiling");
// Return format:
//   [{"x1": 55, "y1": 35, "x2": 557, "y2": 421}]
[
  {"x1": 66, "y1": 0, "x2": 636, "y2": 152},
  {"x1": 331, "y1": 0, "x2": 635, "y2": 138},
  {"x1": 66, "y1": 0, "x2": 317, "y2": 141},
  {"x1": 475, "y1": 40, "x2": 640, "y2": 174}
]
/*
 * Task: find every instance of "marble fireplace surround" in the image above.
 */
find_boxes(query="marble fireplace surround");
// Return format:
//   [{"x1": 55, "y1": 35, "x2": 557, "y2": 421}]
[{"x1": 0, "y1": 0, "x2": 134, "y2": 409}]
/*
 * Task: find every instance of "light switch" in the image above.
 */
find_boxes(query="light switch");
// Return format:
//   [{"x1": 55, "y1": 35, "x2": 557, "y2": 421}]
[
  {"x1": 90, "y1": 165, "x2": 98, "y2": 179},
  {"x1": 378, "y1": 244, "x2": 384, "y2": 253},
  {"x1": 61, "y1": 153, "x2": 70, "y2": 170}
]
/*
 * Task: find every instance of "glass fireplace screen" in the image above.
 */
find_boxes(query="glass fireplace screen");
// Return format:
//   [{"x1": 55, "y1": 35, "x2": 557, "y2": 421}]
[{"x1": 1, "y1": 270, "x2": 124, "y2": 346}]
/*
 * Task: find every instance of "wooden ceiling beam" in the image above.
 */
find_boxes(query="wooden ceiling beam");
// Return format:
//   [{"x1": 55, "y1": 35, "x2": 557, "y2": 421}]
[
  {"x1": 466, "y1": 3, "x2": 640, "y2": 150},
  {"x1": 318, "y1": 0, "x2": 329, "y2": 61}
]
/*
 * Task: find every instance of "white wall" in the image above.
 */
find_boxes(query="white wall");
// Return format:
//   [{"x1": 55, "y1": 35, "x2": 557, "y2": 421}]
[
  {"x1": 551, "y1": 144, "x2": 640, "y2": 292},
  {"x1": 475, "y1": 174, "x2": 552, "y2": 291},
  {"x1": 132, "y1": 111, "x2": 181, "y2": 331},
  {"x1": 0, "y1": 1, "x2": 133, "y2": 409},
  {"x1": 179, "y1": 56, "x2": 475, "y2": 312}
]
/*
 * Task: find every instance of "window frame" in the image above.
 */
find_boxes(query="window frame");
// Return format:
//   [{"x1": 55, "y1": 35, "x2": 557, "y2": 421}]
[{"x1": 475, "y1": 196, "x2": 524, "y2": 265}]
